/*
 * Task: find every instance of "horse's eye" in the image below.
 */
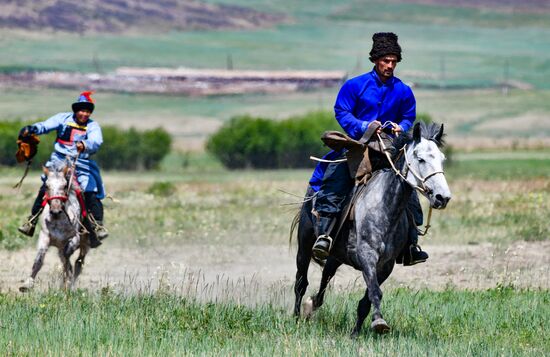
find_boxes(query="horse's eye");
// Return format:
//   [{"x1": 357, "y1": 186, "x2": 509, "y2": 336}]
[{"x1": 418, "y1": 157, "x2": 425, "y2": 163}]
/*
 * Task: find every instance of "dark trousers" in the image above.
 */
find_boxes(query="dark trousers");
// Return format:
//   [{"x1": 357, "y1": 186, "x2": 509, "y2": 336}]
[
  {"x1": 314, "y1": 161, "x2": 354, "y2": 218},
  {"x1": 84, "y1": 192, "x2": 103, "y2": 221}
]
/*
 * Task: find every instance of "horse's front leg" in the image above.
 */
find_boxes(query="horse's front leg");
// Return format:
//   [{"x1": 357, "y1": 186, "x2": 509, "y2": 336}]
[
  {"x1": 63, "y1": 233, "x2": 80, "y2": 259},
  {"x1": 19, "y1": 231, "x2": 50, "y2": 292},
  {"x1": 58, "y1": 249, "x2": 74, "y2": 290},
  {"x1": 74, "y1": 236, "x2": 90, "y2": 282},
  {"x1": 356, "y1": 245, "x2": 390, "y2": 334},
  {"x1": 351, "y1": 259, "x2": 396, "y2": 337}
]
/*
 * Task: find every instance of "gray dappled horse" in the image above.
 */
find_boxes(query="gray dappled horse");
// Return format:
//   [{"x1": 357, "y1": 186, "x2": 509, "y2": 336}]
[
  {"x1": 292, "y1": 122, "x2": 451, "y2": 337},
  {"x1": 19, "y1": 163, "x2": 90, "y2": 292}
]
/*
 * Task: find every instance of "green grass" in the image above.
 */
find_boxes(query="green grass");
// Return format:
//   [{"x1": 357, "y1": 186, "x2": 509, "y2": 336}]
[{"x1": 0, "y1": 287, "x2": 547, "y2": 355}]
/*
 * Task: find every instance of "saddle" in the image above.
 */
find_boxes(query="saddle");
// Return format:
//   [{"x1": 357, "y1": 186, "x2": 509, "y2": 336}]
[{"x1": 321, "y1": 122, "x2": 393, "y2": 186}]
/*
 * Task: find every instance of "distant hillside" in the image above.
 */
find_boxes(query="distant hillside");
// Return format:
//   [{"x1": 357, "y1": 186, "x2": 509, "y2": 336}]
[
  {"x1": 332, "y1": 0, "x2": 550, "y2": 28},
  {"x1": 0, "y1": 0, "x2": 286, "y2": 33},
  {"x1": 397, "y1": 0, "x2": 550, "y2": 13}
]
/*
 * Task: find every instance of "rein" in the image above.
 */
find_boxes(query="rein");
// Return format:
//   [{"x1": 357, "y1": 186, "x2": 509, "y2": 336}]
[{"x1": 376, "y1": 133, "x2": 444, "y2": 236}]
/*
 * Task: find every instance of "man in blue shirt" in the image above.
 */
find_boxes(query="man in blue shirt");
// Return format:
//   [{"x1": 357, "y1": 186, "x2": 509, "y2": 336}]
[
  {"x1": 311, "y1": 32, "x2": 428, "y2": 265},
  {"x1": 18, "y1": 92, "x2": 107, "y2": 248}
]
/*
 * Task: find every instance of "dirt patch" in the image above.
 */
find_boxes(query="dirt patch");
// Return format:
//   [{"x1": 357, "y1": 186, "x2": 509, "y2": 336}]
[{"x1": 2, "y1": 241, "x2": 548, "y2": 301}]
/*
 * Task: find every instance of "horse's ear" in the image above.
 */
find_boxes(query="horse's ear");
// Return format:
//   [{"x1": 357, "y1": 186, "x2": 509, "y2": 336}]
[
  {"x1": 434, "y1": 123, "x2": 444, "y2": 144},
  {"x1": 413, "y1": 122, "x2": 422, "y2": 143},
  {"x1": 42, "y1": 166, "x2": 49, "y2": 175}
]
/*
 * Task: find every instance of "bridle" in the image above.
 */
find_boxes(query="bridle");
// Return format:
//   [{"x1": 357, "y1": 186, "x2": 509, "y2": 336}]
[
  {"x1": 376, "y1": 133, "x2": 445, "y2": 195},
  {"x1": 376, "y1": 132, "x2": 446, "y2": 236}
]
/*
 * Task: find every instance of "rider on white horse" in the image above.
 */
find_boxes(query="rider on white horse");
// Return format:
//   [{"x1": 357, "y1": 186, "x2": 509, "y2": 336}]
[{"x1": 18, "y1": 91, "x2": 107, "y2": 248}]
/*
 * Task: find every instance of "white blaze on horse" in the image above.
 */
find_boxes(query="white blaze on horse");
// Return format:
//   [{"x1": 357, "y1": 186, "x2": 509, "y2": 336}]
[{"x1": 19, "y1": 163, "x2": 90, "y2": 292}]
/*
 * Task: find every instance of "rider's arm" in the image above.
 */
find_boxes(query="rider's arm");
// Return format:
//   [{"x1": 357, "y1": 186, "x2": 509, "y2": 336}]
[
  {"x1": 32, "y1": 113, "x2": 69, "y2": 135},
  {"x1": 334, "y1": 80, "x2": 369, "y2": 140},
  {"x1": 396, "y1": 86, "x2": 416, "y2": 133},
  {"x1": 81, "y1": 121, "x2": 103, "y2": 155}
]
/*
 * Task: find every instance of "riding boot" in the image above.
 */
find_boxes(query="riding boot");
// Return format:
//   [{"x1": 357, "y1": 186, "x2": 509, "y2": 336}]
[
  {"x1": 18, "y1": 185, "x2": 46, "y2": 237},
  {"x1": 82, "y1": 216, "x2": 102, "y2": 248},
  {"x1": 84, "y1": 192, "x2": 108, "y2": 240},
  {"x1": 312, "y1": 215, "x2": 336, "y2": 261},
  {"x1": 18, "y1": 212, "x2": 41, "y2": 237},
  {"x1": 403, "y1": 220, "x2": 429, "y2": 266}
]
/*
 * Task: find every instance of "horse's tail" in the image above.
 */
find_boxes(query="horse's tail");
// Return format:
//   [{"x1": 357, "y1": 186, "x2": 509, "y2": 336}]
[{"x1": 288, "y1": 209, "x2": 301, "y2": 248}]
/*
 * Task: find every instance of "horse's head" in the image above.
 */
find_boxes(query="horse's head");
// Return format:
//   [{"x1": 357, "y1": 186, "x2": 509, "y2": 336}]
[
  {"x1": 404, "y1": 122, "x2": 452, "y2": 209},
  {"x1": 43, "y1": 165, "x2": 69, "y2": 217}
]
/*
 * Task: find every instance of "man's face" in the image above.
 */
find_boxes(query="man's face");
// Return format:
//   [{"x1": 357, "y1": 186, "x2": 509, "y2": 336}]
[
  {"x1": 75, "y1": 109, "x2": 91, "y2": 124},
  {"x1": 375, "y1": 55, "x2": 398, "y2": 82}
]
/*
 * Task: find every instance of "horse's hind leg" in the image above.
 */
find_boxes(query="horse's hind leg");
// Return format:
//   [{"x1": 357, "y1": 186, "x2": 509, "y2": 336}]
[
  {"x1": 294, "y1": 211, "x2": 315, "y2": 317},
  {"x1": 19, "y1": 234, "x2": 49, "y2": 292},
  {"x1": 308, "y1": 257, "x2": 342, "y2": 313}
]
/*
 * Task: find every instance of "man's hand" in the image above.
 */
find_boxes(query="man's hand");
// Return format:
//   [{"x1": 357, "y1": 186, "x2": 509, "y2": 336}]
[
  {"x1": 391, "y1": 125, "x2": 403, "y2": 134},
  {"x1": 370, "y1": 120, "x2": 383, "y2": 134},
  {"x1": 19, "y1": 125, "x2": 37, "y2": 137},
  {"x1": 76, "y1": 142, "x2": 85, "y2": 153}
]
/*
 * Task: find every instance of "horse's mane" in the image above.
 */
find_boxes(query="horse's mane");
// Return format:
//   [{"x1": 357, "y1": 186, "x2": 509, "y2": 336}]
[{"x1": 389, "y1": 121, "x2": 446, "y2": 158}]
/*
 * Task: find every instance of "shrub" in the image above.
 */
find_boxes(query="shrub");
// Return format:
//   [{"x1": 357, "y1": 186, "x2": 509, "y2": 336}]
[
  {"x1": 147, "y1": 181, "x2": 177, "y2": 197},
  {"x1": 206, "y1": 111, "x2": 339, "y2": 169}
]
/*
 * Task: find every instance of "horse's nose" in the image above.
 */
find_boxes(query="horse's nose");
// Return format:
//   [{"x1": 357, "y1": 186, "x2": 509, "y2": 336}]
[{"x1": 435, "y1": 194, "x2": 450, "y2": 209}]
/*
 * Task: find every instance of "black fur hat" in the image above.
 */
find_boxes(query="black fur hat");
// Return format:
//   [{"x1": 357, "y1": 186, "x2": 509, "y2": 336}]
[{"x1": 369, "y1": 32, "x2": 402, "y2": 63}]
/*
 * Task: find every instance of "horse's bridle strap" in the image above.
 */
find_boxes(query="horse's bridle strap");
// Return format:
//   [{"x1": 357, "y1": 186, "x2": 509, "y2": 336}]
[{"x1": 41, "y1": 194, "x2": 69, "y2": 207}]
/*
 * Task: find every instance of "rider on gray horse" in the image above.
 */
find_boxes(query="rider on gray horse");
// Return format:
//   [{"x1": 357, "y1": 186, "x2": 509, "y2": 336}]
[
  {"x1": 18, "y1": 91, "x2": 108, "y2": 248},
  {"x1": 309, "y1": 32, "x2": 428, "y2": 265}
]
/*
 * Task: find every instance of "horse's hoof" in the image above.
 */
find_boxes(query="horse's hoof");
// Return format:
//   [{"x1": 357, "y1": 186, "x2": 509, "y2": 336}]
[
  {"x1": 302, "y1": 297, "x2": 314, "y2": 319},
  {"x1": 19, "y1": 278, "x2": 34, "y2": 293},
  {"x1": 371, "y1": 318, "x2": 390, "y2": 334}
]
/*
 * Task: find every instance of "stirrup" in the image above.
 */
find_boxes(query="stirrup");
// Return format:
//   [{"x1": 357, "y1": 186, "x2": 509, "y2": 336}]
[
  {"x1": 89, "y1": 216, "x2": 109, "y2": 240},
  {"x1": 403, "y1": 244, "x2": 429, "y2": 266},
  {"x1": 312, "y1": 234, "x2": 333, "y2": 261}
]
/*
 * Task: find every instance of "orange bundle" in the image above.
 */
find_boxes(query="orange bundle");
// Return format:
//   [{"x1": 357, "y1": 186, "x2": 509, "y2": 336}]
[{"x1": 15, "y1": 134, "x2": 40, "y2": 163}]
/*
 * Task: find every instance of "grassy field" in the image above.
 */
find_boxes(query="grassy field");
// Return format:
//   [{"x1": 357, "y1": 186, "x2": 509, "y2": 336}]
[
  {"x1": 1, "y1": 149, "x2": 548, "y2": 251},
  {"x1": 0, "y1": 287, "x2": 547, "y2": 356}
]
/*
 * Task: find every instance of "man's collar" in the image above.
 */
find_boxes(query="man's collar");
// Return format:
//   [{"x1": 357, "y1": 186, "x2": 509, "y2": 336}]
[{"x1": 370, "y1": 67, "x2": 394, "y2": 86}]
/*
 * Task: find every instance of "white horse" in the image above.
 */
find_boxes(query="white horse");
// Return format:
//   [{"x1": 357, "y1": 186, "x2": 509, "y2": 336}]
[{"x1": 19, "y1": 163, "x2": 90, "y2": 292}]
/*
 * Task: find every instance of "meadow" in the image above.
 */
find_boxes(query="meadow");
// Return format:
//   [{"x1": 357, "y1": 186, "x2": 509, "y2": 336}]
[{"x1": 0, "y1": 287, "x2": 548, "y2": 356}]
